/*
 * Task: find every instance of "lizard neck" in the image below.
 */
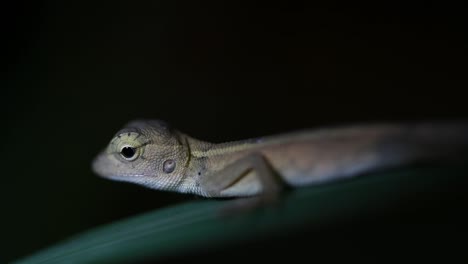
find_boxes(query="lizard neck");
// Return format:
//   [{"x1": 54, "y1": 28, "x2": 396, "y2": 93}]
[
  {"x1": 190, "y1": 138, "x2": 264, "y2": 158},
  {"x1": 169, "y1": 133, "x2": 212, "y2": 196},
  {"x1": 173, "y1": 134, "x2": 260, "y2": 196}
]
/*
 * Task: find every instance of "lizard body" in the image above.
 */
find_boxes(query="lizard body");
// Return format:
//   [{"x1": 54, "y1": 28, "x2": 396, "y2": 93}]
[{"x1": 92, "y1": 120, "x2": 468, "y2": 198}]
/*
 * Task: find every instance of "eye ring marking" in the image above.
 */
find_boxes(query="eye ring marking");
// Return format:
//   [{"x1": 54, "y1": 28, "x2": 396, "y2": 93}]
[
  {"x1": 120, "y1": 145, "x2": 138, "y2": 161},
  {"x1": 163, "y1": 159, "x2": 176, "y2": 173}
]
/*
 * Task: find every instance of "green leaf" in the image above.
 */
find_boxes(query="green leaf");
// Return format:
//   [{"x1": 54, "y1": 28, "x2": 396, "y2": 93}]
[{"x1": 14, "y1": 163, "x2": 468, "y2": 264}]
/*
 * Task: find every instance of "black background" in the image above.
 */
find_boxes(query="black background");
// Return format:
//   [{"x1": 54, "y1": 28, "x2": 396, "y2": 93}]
[{"x1": 3, "y1": 1, "x2": 467, "y2": 262}]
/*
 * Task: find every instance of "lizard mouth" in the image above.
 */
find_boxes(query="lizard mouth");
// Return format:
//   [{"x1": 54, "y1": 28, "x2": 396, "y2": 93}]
[
  {"x1": 92, "y1": 154, "x2": 148, "y2": 178},
  {"x1": 107, "y1": 174, "x2": 147, "y2": 180},
  {"x1": 91, "y1": 153, "x2": 112, "y2": 178},
  {"x1": 106, "y1": 175, "x2": 147, "y2": 186},
  {"x1": 90, "y1": 153, "x2": 127, "y2": 178}
]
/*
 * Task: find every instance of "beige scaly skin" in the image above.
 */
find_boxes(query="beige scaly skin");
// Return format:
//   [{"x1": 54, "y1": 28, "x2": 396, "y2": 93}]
[{"x1": 92, "y1": 120, "x2": 468, "y2": 200}]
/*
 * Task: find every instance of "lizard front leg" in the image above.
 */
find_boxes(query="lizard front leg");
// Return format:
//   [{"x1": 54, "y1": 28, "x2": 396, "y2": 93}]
[{"x1": 200, "y1": 153, "x2": 286, "y2": 200}]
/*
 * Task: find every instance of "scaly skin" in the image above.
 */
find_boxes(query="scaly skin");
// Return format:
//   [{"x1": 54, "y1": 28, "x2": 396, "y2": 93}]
[{"x1": 92, "y1": 120, "x2": 468, "y2": 198}]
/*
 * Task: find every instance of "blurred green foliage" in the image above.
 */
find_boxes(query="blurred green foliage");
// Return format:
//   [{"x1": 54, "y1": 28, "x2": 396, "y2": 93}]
[{"x1": 14, "y1": 162, "x2": 468, "y2": 263}]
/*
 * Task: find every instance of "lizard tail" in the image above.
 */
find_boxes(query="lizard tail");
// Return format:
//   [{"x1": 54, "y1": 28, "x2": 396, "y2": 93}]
[
  {"x1": 287, "y1": 121, "x2": 468, "y2": 186},
  {"x1": 375, "y1": 121, "x2": 468, "y2": 165}
]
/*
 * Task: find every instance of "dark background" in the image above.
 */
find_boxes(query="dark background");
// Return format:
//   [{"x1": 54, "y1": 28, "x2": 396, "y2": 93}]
[{"x1": 3, "y1": 1, "x2": 467, "y2": 262}]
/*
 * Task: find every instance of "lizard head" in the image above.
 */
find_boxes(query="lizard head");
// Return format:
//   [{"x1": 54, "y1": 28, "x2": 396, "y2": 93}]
[{"x1": 92, "y1": 119, "x2": 191, "y2": 191}]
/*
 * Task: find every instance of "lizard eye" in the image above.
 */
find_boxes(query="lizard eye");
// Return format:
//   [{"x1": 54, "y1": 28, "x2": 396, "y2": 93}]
[{"x1": 120, "y1": 145, "x2": 138, "y2": 161}]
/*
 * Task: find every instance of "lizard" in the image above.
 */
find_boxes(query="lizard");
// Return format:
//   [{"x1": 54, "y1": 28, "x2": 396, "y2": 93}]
[{"x1": 92, "y1": 120, "x2": 468, "y2": 199}]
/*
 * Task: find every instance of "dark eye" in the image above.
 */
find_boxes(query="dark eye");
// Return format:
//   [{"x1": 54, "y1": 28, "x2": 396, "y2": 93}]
[
  {"x1": 120, "y1": 146, "x2": 137, "y2": 161},
  {"x1": 163, "y1": 159, "x2": 176, "y2": 173}
]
